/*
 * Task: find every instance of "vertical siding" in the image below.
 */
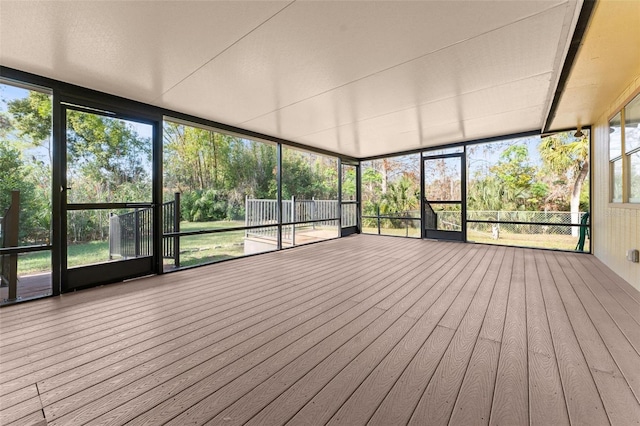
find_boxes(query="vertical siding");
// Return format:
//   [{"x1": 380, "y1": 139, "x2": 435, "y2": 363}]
[{"x1": 592, "y1": 73, "x2": 640, "y2": 290}]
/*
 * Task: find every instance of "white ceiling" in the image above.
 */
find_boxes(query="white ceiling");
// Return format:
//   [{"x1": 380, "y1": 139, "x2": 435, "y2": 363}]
[{"x1": 0, "y1": 0, "x2": 583, "y2": 158}]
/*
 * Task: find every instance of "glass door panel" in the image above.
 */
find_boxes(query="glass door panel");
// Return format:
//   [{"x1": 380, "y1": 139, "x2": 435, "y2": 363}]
[
  {"x1": 341, "y1": 163, "x2": 358, "y2": 235},
  {"x1": 423, "y1": 154, "x2": 465, "y2": 241},
  {"x1": 63, "y1": 106, "x2": 155, "y2": 290}
]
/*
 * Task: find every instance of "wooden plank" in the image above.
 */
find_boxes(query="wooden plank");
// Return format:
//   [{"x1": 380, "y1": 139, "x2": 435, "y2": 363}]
[
  {"x1": 3, "y1": 240, "x2": 402, "y2": 397},
  {"x1": 554, "y1": 252, "x2": 640, "y2": 400},
  {"x1": 541, "y1": 252, "x2": 611, "y2": 425},
  {"x1": 40, "y1": 242, "x2": 413, "y2": 415},
  {"x1": 0, "y1": 395, "x2": 42, "y2": 425},
  {"x1": 585, "y1": 254, "x2": 640, "y2": 304},
  {"x1": 535, "y1": 251, "x2": 640, "y2": 425},
  {"x1": 3, "y1": 410, "x2": 46, "y2": 426},
  {"x1": 0, "y1": 235, "x2": 382, "y2": 325},
  {"x1": 218, "y1": 245, "x2": 484, "y2": 426},
  {"x1": 367, "y1": 326, "x2": 455, "y2": 426},
  {"x1": 489, "y1": 248, "x2": 528, "y2": 425},
  {"x1": 525, "y1": 249, "x2": 569, "y2": 426},
  {"x1": 0, "y1": 243, "x2": 386, "y2": 377},
  {"x1": 39, "y1": 240, "x2": 429, "y2": 413},
  {"x1": 563, "y1": 253, "x2": 640, "y2": 353},
  {"x1": 47, "y1": 239, "x2": 432, "y2": 425},
  {"x1": 0, "y1": 242, "x2": 365, "y2": 349},
  {"x1": 36, "y1": 243, "x2": 400, "y2": 400},
  {"x1": 407, "y1": 247, "x2": 503, "y2": 426},
  {"x1": 128, "y1": 243, "x2": 471, "y2": 426},
  {"x1": 286, "y1": 247, "x2": 491, "y2": 426},
  {"x1": 478, "y1": 247, "x2": 515, "y2": 343},
  {"x1": 0, "y1": 384, "x2": 38, "y2": 411},
  {"x1": 574, "y1": 254, "x2": 640, "y2": 324},
  {"x1": 448, "y1": 337, "x2": 501, "y2": 426},
  {"x1": 241, "y1": 245, "x2": 470, "y2": 426},
  {"x1": 0, "y1": 246, "x2": 285, "y2": 325}
]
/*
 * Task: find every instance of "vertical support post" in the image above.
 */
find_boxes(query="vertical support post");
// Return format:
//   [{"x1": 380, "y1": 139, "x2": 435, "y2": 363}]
[
  {"x1": 174, "y1": 192, "x2": 180, "y2": 268},
  {"x1": 153, "y1": 119, "x2": 164, "y2": 275},
  {"x1": 276, "y1": 144, "x2": 283, "y2": 250},
  {"x1": 460, "y1": 149, "x2": 467, "y2": 242},
  {"x1": 356, "y1": 162, "x2": 362, "y2": 234},
  {"x1": 420, "y1": 154, "x2": 425, "y2": 239},
  {"x1": 377, "y1": 204, "x2": 381, "y2": 235},
  {"x1": 337, "y1": 159, "x2": 342, "y2": 236},
  {"x1": 7, "y1": 190, "x2": 20, "y2": 300},
  {"x1": 53, "y1": 99, "x2": 64, "y2": 295},
  {"x1": 291, "y1": 195, "x2": 296, "y2": 246},
  {"x1": 312, "y1": 196, "x2": 316, "y2": 230}
]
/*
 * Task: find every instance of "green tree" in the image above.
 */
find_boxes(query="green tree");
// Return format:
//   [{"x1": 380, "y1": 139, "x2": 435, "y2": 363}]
[
  {"x1": 380, "y1": 175, "x2": 419, "y2": 227},
  {"x1": 490, "y1": 145, "x2": 537, "y2": 210},
  {"x1": 66, "y1": 110, "x2": 151, "y2": 204},
  {"x1": 538, "y1": 132, "x2": 589, "y2": 235},
  {"x1": 0, "y1": 140, "x2": 48, "y2": 243}
]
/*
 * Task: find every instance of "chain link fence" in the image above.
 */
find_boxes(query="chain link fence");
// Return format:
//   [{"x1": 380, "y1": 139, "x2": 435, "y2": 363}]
[{"x1": 466, "y1": 211, "x2": 586, "y2": 235}]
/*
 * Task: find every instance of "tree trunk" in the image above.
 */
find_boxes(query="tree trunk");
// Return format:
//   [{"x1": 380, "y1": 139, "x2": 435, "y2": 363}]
[{"x1": 571, "y1": 161, "x2": 589, "y2": 237}]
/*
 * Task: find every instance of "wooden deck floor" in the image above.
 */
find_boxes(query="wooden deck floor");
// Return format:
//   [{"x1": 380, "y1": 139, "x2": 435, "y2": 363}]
[{"x1": 0, "y1": 235, "x2": 639, "y2": 426}]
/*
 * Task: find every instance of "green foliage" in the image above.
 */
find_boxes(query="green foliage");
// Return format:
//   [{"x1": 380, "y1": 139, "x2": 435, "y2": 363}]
[
  {"x1": 6, "y1": 91, "x2": 52, "y2": 145},
  {"x1": 180, "y1": 189, "x2": 227, "y2": 222},
  {"x1": 0, "y1": 140, "x2": 50, "y2": 244},
  {"x1": 66, "y1": 110, "x2": 151, "y2": 203}
]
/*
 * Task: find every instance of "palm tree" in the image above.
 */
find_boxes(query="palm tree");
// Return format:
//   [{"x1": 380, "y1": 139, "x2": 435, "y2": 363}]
[{"x1": 538, "y1": 132, "x2": 589, "y2": 236}]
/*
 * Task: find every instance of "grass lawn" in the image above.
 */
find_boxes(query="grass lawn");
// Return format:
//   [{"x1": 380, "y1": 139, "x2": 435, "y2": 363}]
[
  {"x1": 17, "y1": 241, "x2": 110, "y2": 275},
  {"x1": 171, "y1": 220, "x2": 247, "y2": 268},
  {"x1": 364, "y1": 226, "x2": 587, "y2": 251}
]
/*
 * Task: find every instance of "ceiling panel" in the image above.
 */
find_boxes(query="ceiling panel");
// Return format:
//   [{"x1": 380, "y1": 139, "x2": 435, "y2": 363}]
[
  {"x1": 159, "y1": 0, "x2": 566, "y2": 124},
  {"x1": 0, "y1": 1, "x2": 289, "y2": 103},
  {"x1": 296, "y1": 75, "x2": 549, "y2": 158},
  {"x1": 239, "y1": 7, "x2": 565, "y2": 150}
]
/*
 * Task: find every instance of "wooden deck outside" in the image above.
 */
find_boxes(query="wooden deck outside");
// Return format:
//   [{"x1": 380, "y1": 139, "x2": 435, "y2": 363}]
[{"x1": 0, "y1": 234, "x2": 638, "y2": 426}]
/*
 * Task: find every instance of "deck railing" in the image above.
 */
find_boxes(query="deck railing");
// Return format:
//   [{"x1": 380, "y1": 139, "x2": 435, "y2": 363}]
[
  {"x1": 108, "y1": 193, "x2": 180, "y2": 266},
  {"x1": 0, "y1": 191, "x2": 20, "y2": 300},
  {"x1": 245, "y1": 197, "x2": 345, "y2": 243}
]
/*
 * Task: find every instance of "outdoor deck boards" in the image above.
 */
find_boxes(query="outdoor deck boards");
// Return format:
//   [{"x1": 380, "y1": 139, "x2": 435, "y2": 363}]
[{"x1": 0, "y1": 234, "x2": 639, "y2": 426}]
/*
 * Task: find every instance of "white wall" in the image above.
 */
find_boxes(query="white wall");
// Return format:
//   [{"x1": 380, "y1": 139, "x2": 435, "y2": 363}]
[{"x1": 592, "y1": 74, "x2": 640, "y2": 290}]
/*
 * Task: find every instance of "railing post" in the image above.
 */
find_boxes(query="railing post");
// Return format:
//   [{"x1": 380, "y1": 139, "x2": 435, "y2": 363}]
[
  {"x1": 134, "y1": 208, "x2": 140, "y2": 257},
  {"x1": 312, "y1": 197, "x2": 316, "y2": 230},
  {"x1": 174, "y1": 192, "x2": 180, "y2": 268},
  {"x1": 6, "y1": 190, "x2": 20, "y2": 300},
  {"x1": 377, "y1": 204, "x2": 381, "y2": 235},
  {"x1": 245, "y1": 195, "x2": 249, "y2": 238},
  {"x1": 406, "y1": 213, "x2": 409, "y2": 237},
  {"x1": 291, "y1": 195, "x2": 296, "y2": 246},
  {"x1": 109, "y1": 212, "x2": 114, "y2": 260}
]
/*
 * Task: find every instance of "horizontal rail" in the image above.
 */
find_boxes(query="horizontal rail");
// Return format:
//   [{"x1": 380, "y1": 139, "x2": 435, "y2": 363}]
[
  {"x1": 164, "y1": 223, "x2": 280, "y2": 238},
  {"x1": 0, "y1": 245, "x2": 52, "y2": 255},
  {"x1": 280, "y1": 217, "x2": 341, "y2": 226},
  {"x1": 362, "y1": 215, "x2": 420, "y2": 221},
  {"x1": 467, "y1": 219, "x2": 588, "y2": 227},
  {"x1": 67, "y1": 202, "x2": 153, "y2": 210}
]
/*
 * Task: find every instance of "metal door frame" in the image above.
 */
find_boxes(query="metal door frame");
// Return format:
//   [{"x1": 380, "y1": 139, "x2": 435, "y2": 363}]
[
  {"x1": 421, "y1": 151, "x2": 466, "y2": 242},
  {"x1": 58, "y1": 100, "x2": 160, "y2": 291}
]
